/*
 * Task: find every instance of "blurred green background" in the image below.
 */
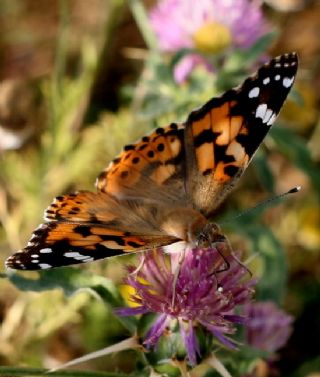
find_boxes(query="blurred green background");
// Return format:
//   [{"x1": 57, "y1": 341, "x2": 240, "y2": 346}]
[{"x1": 0, "y1": 0, "x2": 319, "y2": 376}]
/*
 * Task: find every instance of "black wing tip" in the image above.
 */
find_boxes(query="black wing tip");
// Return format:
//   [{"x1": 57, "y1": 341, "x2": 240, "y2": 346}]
[
  {"x1": 5, "y1": 248, "x2": 52, "y2": 271},
  {"x1": 274, "y1": 51, "x2": 298, "y2": 61},
  {"x1": 5, "y1": 252, "x2": 26, "y2": 270},
  {"x1": 5, "y1": 223, "x2": 56, "y2": 271},
  {"x1": 187, "y1": 52, "x2": 299, "y2": 123},
  {"x1": 264, "y1": 52, "x2": 298, "y2": 77},
  {"x1": 270, "y1": 52, "x2": 298, "y2": 69}
]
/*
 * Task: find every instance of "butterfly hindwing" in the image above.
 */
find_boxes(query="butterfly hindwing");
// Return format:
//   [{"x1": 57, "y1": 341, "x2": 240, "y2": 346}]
[
  {"x1": 5, "y1": 223, "x2": 140, "y2": 270},
  {"x1": 184, "y1": 52, "x2": 298, "y2": 216},
  {"x1": 96, "y1": 123, "x2": 186, "y2": 198},
  {"x1": 6, "y1": 192, "x2": 179, "y2": 270}
]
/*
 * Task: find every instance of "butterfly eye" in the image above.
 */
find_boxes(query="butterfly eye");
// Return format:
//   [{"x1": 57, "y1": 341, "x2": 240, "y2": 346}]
[{"x1": 197, "y1": 232, "x2": 209, "y2": 248}]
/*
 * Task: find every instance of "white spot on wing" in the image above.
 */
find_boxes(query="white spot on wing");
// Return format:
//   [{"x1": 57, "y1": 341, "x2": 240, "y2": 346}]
[
  {"x1": 255, "y1": 104, "x2": 267, "y2": 119},
  {"x1": 31, "y1": 259, "x2": 39, "y2": 263},
  {"x1": 283, "y1": 76, "x2": 294, "y2": 88},
  {"x1": 263, "y1": 77, "x2": 270, "y2": 85},
  {"x1": 263, "y1": 109, "x2": 273, "y2": 124},
  {"x1": 248, "y1": 87, "x2": 260, "y2": 98},
  {"x1": 275, "y1": 75, "x2": 281, "y2": 81},
  {"x1": 31, "y1": 254, "x2": 39, "y2": 258},
  {"x1": 82, "y1": 257, "x2": 94, "y2": 263},
  {"x1": 64, "y1": 252, "x2": 90, "y2": 260},
  {"x1": 267, "y1": 113, "x2": 277, "y2": 126},
  {"x1": 40, "y1": 248, "x2": 53, "y2": 253},
  {"x1": 39, "y1": 263, "x2": 52, "y2": 269}
]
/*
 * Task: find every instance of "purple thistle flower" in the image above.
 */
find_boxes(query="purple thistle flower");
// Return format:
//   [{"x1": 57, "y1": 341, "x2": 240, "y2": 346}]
[
  {"x1": 149, "y1": 0, "x2": 269, "y2": 82},
  {"x1": 244, "y1": 301, "x2": 294, "y2": 353},
  {"x1": 116, "y1": 248, "x2": 256, "y2": 365}
]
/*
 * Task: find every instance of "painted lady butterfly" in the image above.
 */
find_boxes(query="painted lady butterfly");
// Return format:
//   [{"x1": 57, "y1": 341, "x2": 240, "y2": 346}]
[{"x1": 5, "y1": 53, "x2": 298, "y2": 271}]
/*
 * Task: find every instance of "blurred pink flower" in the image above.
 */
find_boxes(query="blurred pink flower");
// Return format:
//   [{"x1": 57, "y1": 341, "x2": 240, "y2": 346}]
[
  {"x1": 149, "y1": 0, "x2": 269, "y2": 82},
  {"x1": 244, "y1": 301, "x2": 294, "y2": 352}
]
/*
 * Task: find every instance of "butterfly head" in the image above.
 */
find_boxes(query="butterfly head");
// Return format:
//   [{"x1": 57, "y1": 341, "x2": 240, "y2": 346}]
[{"x1": 191, "y1": 222, "x2": 224, "y2": 249}]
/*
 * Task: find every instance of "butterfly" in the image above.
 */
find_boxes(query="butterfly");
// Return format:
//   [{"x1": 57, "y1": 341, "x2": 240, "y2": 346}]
[{"x1": 5, "y1": 53, "x2": 298, "y2": 271}]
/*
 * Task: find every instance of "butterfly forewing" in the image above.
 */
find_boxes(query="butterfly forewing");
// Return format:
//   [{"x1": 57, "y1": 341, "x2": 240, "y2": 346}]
[{"x1": 184, "y1": 52, "x2": 298, "y2": 216}]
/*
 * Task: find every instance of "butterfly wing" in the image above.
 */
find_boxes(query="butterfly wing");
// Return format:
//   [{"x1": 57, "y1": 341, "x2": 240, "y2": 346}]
[
  {"x1": 5, "y1": 191, "x2": 179, "y2": 270},
  {"x1": 96, "y1": 123, "x2": 188, "y2": 202},
  {"x1": 184, "y1": 52, "x2": 298, "y2": 216}
]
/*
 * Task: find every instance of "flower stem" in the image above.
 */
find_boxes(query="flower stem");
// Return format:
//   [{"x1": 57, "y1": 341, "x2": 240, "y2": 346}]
[
  {"x1": 49, "y1": 337, "x2": 142, "y2": 372},
  {"x1": 128, "y1": 0, "x2": 158, "y2": 51},
  {"x1": 205, "y1": 354, "x2": 233, "y2": 377}
]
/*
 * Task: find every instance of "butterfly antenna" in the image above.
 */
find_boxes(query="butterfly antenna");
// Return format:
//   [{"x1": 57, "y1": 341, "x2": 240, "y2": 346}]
[{"x1": 221, "y1": 186, "x2": 301, "y2": 225}]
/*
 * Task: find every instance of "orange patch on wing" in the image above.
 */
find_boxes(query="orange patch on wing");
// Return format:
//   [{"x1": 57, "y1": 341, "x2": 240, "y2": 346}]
[
  {"x1": 211, "y1": 101, "x2": 236, "y2": 145},
  {"x1": 213, "y1": 162, "x2": 230, "y2": 182},
  {"x1": 151, "y1": 164, "x2": 176, "y2": 184},
  {"x1": 196, "y1": 142, "x2": 215, "y2": 174},
  {"x1": 230, "y1": 116, "x2": 243, "y2": 139},
  {"x1": 192, "y1": 112, "x2": 211, "y2": 137},
  {"x1": 46, "y1": 223, "x2": 148, "y2": 251},
  {"x1": 88, "y1": 228, "x2": 124, "y2": 236}
]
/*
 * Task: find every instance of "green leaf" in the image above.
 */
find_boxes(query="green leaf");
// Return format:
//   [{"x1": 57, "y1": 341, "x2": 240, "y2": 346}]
[
  {"x1": 224, "y1": 32, "x2": 278, "y2": 71},
  {"x1": 7, "y1": 268, "x2": 115, "y2": 296},
  {"x1": 216, "y1": 33, "x2": 278, "y2": 91},
  {"x1": 242, "y1": 225, "x2": 288, "y2": 303},
  {"x1": 271, "y1": 126, "x2": 320, "y2": 191},
  {"x1": 253, "y1": 150, "x2": 275, "y2": 193},
  {"x1": 289, "y1": 355, "x2": 320, "y2": 377},
  {"x1": 6, "y1": 268, "x2": 137, "y2": 333}
]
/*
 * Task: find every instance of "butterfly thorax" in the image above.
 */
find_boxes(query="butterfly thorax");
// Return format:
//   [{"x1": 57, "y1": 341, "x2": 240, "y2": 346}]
[
  {"x1": 160, "y1": 208, "x2": 225, "y2": 249},
  {"x1": 160, "y1": 207, "x2": 207, "y2": 241}
]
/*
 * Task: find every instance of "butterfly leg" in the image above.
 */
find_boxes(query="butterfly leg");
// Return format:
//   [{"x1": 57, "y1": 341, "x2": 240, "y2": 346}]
[
  {"x1": 213, "y1": 241, "x2": 231, "y2": 273},
  {"x1": 171, "y1": 248, "x2": 186, "y2": 308},
  {"x1": 230, "y1": 250, "x2": 253, "y2": 277},
  {"x1": 217, "y1": 235, "x2": 252, "y2": 276},
  {"x1": 209, "y1": 238, "x2": 252, "y2": 277}
]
